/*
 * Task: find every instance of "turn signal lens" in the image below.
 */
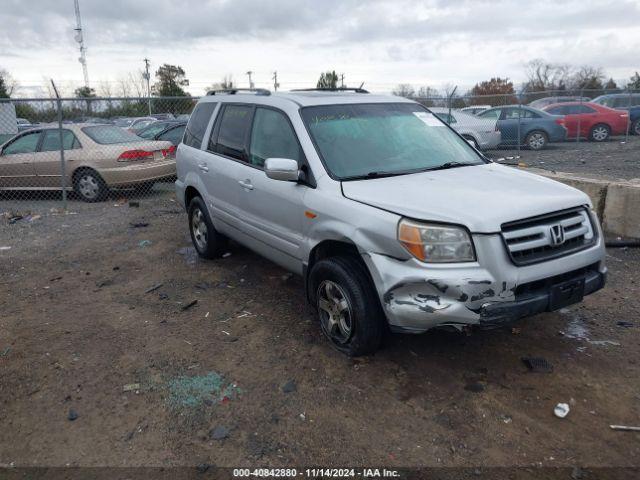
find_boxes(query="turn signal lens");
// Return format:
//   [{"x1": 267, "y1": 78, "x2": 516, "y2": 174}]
[{"x1": 398, "y1": 219, "x2": 476, "y2": 263}]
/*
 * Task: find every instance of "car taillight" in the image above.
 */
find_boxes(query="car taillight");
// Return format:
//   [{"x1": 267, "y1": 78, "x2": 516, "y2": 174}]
[
  {"x1": 620, "y1": 113, "x2": 629, "y2": 117},
  {"x1": 555, "y1": 118, "x2": 565, "y2": 126},
  {"x1": 162, "y1": 145, "x2": 177, "y2": 158},
  {"x1": 118, "y1": 149, "x2": 154, "y2": 162}
]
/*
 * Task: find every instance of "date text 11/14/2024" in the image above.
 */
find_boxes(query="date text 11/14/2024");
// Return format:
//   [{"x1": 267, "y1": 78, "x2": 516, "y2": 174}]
[{"x1": 232, "y1": 468, "x2": 401, "y2": 478}]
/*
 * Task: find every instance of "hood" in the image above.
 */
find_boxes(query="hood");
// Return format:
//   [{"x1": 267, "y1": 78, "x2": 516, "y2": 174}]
[{"x1": 341, "y1": 163, "x2": 590, "y2": 233}]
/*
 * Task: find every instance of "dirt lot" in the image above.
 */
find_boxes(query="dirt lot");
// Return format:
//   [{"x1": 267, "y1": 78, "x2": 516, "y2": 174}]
[
  {"x1": 486, "y1": 135, "x2": 640, "y2": 181},
  {"x1": 1, "y1": 190, "x2": 639, "y2": 473}
]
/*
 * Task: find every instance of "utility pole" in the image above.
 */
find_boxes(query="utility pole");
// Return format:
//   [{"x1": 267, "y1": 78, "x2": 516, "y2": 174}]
[
  {"x1": 340, "y1": 73, "x2": 345, "y2": 88},
  {"x1": 73, "y1": 0, "x2": 89, "y2": 88},
  {"x1": 143, "y1": 58, "x2": 151, "y2": 115},
  {"x1": 246, "y1": 71, "x2": 254, "y2": 89},
  {"x1": 272, "y1": 71, "x2": 279, "y2": 91}
]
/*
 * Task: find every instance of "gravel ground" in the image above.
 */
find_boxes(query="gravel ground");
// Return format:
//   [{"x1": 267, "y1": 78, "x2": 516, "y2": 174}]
[
  {"x1": 1, "y1": 191, "x2": 639, "y2": 475},
  {"x1": 486, "y1": 135, "x2": 640, "y2": 181}
]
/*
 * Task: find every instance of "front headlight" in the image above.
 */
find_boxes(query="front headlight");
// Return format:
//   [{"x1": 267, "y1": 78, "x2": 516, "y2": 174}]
[{"x1": 398, "y1": 219, "x2": 476, "y2": 263}]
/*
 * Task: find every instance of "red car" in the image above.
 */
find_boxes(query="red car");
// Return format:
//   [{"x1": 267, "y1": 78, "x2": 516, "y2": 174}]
[{"x1": 543, "y1": 102, "x2": 628, "y2": 142}]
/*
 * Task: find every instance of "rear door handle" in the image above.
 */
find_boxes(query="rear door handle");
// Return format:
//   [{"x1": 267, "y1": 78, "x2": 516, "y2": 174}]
[
  {"x1": 238, "y1": 179, "x2": 254, "y2": 190},
  {"x1": 197, "y1": 163, "x2": 209, "y2": 172}
]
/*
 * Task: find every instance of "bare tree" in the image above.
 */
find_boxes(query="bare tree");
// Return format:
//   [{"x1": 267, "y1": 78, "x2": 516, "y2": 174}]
[
  {"x1": 206, "y1": 75, "x2": 235, "y2": 92},
  {"x1": 0, "y1": 68, "x2": 17, "y2": 97},
  {"x1": 392, "y1": 83, "x2": 415, "y2": 97},
  {"x1": 569, "y1": 66, "x2": 605, "y2": 90},
  {"x1": 524, "y1": 59, "x2": 571, "y2": 92}
]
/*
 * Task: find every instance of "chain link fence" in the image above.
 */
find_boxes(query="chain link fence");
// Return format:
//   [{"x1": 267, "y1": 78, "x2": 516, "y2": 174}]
[{"x1": 1, "y1": 89, "x2": 639, "y2": 219}]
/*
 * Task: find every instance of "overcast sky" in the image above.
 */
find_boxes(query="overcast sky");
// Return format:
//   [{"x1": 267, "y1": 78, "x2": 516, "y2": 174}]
[{"x1": 2, "y1": 0, "x2": 639, "y2": 96}]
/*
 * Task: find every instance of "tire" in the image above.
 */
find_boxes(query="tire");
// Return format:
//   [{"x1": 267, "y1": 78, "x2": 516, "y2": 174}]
[
  {"x1": 73, "y1": 168, "x2": 108, "y2": 202},
  {"x1": 632, "y1": 119, "x2": 640, "y2": 136},
  {"x1": 309, "y1": 256, "x2": 384, "y2": 356},
  {"x1": 524, "y1": 130, "x2": 547, "y2": 150},
  {"x1": 188, "y1": 196, "x2": 227, "y2": 259},
  {"x1": 589, "y1": 124, "x2": 610, "y2": 142}
]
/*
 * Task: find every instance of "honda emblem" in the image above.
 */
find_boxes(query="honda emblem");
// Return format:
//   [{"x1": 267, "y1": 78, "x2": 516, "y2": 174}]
[{"x1": 550, "y1": 224, "x2": 565, "y2": 246}]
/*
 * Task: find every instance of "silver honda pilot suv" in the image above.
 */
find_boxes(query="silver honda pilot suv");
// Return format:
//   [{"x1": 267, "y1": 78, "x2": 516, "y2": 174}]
[{"x1": 175, "y1": 88, "x2": 606, "y2": 356}]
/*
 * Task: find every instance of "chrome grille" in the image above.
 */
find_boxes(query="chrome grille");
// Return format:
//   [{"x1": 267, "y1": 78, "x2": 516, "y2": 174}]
[{"x1": 501, "y1": 208, "x2": 596, "y2": 266}]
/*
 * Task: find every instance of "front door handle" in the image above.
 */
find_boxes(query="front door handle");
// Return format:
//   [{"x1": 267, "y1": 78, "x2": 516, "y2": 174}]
[
  {"x1": 238, "y1": 179, "x2": 254, "y2": 190},
  {"x1": 197, "y1": 163, "x2": 209, "y2": 172}
]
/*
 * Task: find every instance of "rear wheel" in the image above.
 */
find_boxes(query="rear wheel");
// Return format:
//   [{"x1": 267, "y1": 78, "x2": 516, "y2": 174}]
[
  {"x1": 309, "y1": 256, "x2": 384, "y2": 356},
  {"x1": 73, "y1": 169, "x2": 108, "y2": 202},
  {"x1": 525, "y1": 131, "x2": 547, "y2": 150},
  {"x1": 188, "y1": 196, "x2": 227, "y2": 259},
  {"x1": 589, "y1": 124, "x2": 610, "y2": 142}
]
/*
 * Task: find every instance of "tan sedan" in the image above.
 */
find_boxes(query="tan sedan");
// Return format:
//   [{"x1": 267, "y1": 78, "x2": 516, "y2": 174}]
[{"x1": 0, "y1": 123, "x2": 176, "y2": 201}]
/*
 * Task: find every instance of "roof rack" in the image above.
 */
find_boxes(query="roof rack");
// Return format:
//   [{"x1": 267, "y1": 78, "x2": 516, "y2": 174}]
[
  {"x1": 291, "y1": 86, "x2": 369, "y2": 94},
  {"x1": 206, "y1": 88, "x2": 271, "y2": 96}
]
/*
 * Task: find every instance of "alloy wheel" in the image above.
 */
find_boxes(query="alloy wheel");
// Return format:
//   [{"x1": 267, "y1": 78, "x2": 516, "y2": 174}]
[
  {"x1": 528, "y1": 132, "x2": 545, "y2": 150},
  {"x1": 191, "y1": 208, "x2": 208, "y2": 251},
  {"x1": 317, "y1": 280, "x2": 353, "y2": 344},
  {"x1": 592, "y1": 126, "x2": 609, "y2": 141},
  {"x1": 78, "y1": 174, "x2": 99, "y2": 200}
]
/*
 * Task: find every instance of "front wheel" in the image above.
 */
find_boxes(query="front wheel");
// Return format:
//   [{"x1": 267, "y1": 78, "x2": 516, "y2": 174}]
[
  {"x1": 309, "y1": 256, "x2": 384, "y2": 356},
  {"x1": 188, "y1": 196, "x2": 227, "y2": 259},
  {"x1": 589, "y1": 124, "x2": 610, "y2": 142},
  {"x1": 73, "y1": 169, "x2": 108, "y2": 202},
  {"x1": 525, "y1": 131, "x2": 547, "y2": 150},
  {"x1": 632, "y1": 119, "x2": 640, "y2": 136}
]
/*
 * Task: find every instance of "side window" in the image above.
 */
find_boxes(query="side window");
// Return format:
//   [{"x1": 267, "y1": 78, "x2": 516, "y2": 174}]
[
  {"x1": 480, "y1": 109, "x2": 501, "y2": 120},
  {"x1": 577, "y1": 105, "x2": 596, "y2": 114},
  {"x1": 158, "y1": 125, "x2": 186, "y2": 145},
  {"x1": 212, "y1": 105, "x2": 253, "y2": 161},
  {"x1": 249, "y1": 108, "x2": 301, "y2": 168},
  {"x1": 546, "y1": 106, "x2": 564, "y2": 115},
  {"x1": 183, "y1": 102, "x2": 216, "y2": 148},
  {"x1": 501, "y1": 108, "x2": 518, "y2": 119},
  {"x1": 40, "y1": 129, "x2": 81, "y2": 152},
  {"x1": 2, "y1": 131, "x2": 41, "y2": 155}
]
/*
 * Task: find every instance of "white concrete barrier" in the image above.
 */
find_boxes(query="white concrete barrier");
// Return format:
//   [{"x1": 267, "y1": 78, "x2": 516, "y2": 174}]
[{"x1": 524, "y1": 168, "x2": 640, "y2": 238}]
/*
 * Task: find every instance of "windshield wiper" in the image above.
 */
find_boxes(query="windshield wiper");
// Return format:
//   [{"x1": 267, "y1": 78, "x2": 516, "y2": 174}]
[
  {"x1": 424, "y1": 161, "x2": 473, "y2": 171},
  {"x1": 342, "y1": 170, "x2": 413, "y2": 181}
]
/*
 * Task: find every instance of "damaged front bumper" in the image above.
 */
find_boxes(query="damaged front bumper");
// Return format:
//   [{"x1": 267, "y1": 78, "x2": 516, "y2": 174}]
[{"x1": 362, "y1": 233, "x2": 606, "y2": 334}]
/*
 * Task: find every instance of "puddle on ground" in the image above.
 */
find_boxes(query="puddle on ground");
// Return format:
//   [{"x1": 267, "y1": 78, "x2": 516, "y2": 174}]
[
  {"x1": 177, "y1": 246, "x2": 199, "y2": 266},
  {"x1": 559, "y1": 308, "x2": 620, "y2": 347}
]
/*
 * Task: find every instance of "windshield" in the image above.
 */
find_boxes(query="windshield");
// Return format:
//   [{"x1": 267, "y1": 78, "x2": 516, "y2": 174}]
[
  {"x1": 300, "y1": 103, "x2": 484, "y2": 179},
  {"x1": 81, "y1": 126, "x2": 144, "y2": 145}
]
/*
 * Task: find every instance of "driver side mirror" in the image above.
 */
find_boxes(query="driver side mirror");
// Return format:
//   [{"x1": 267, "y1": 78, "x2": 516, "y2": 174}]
[{"x1": 264, "y1": 158, "x2": 300, "y2": 182}]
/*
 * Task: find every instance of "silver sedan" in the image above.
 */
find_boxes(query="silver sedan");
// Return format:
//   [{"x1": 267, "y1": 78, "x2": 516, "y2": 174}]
[{"x1": 431, "y1": 107, "x2": 501, "y2": 150}]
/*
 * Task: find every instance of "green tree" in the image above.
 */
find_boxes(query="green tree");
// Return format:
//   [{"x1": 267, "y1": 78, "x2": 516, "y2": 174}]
[
  {"x1": 628, "y1": 72, "x2": 640, "y2": 90},
  {"x1": 317, "y1": 71, "x2": 339, "y2": 89},
  {"x1": 604, "y1": 78, "x2": 619, "y2": 91},
  {"x1": 152, "y1": 64, "x2": 189, "y2": 97},
  {"x1": 0, "y1": 69, "x2": 16, "y2": 98},
  {"x1": 74, "y1": 86, "x2": 96, "y2": 98}
]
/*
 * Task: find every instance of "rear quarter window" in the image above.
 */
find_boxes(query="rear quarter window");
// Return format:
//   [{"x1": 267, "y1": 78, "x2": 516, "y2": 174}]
[{"x1": 184, "y1": 102, "x2": 217, "y2": 148}]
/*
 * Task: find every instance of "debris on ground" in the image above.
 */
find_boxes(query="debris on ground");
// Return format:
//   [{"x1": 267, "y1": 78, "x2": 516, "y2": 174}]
[
  {"x1": 138, "y1": 240, "x2": 152, "y2": 248},
  {"x1": 209, "y1": 425, "x2": 230, "y2": 440},
  {"x1": 159, "y1": 293, "x2": 169, "y2": 300},
  {"x1": 0, "y1": 246, "x2": 11, "y2": 251},
  {"x1": 129, "y1": 201, "x2": 140, "y2": 208},
  {"x1": 181, "y1": 299, "x2": 198, "y2": 311},
  {"x1": 95, "y1": 279, "x2": 113, "y2": 288},
  {"x1": 464, "y1": 382, "x2": 485, "y2": 393},
  {"x1": 67, "y1": 409, "x2": 79, "y2": 421},
  {"x1": 129, "y1": 222, "x2": 149, "y2": 228},
  {"x1": 616, "y1": 321, "x2": 634, "y2": 328},
  {"x1": 123, "y1": 383, "x2": 141, "y2": 392},
  {"x1": 222, "y1": 252, "x2": 232, "y2": 258},
  {"x1": 145, "y1": 283, "x2": 163, "y2": 294},
  {"x1": 0, "y1": 347, "x2": 11, "y2": 357},
  {"x1": 610, "y1": 425, "x2": 640, "y2": 432},
  {"x1": 554, "y1": 403, "x2": 570, "y2": 418},
  {"x1": 167, "y1": 372, "x2": 240, "y2": 408},
  {"x1": 9, "y1": 215, "x2": 23, "y2": 224},
  {"x1": 588, "y1": 340, "x2": 620, "y2": 346},
  {"x1": 521, "y1": 356, "x2": 554, "y2": 373},
  {"x1": 282, "y1": 380, "x2": 297, "y2": 394}
]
